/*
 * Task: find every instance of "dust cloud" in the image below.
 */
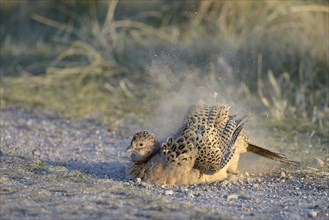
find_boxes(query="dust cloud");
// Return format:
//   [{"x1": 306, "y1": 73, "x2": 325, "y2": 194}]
[
  {"x1": 144, "y1": 52, "x2": 250, "y2": 137},
  {"x1": 140, "y1": 52, "x2": 287, "y2": 174}
]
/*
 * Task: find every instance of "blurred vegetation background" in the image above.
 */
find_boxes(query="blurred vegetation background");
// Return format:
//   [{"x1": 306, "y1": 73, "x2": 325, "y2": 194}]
[{"x1": 0, "y1": 0, "x2": 328, "y2": 137}]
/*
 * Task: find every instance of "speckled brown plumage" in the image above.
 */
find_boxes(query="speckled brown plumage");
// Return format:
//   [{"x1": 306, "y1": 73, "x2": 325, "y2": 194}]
[{"x1": 125, "y1": 105, "x2": 298, "y2": 185}]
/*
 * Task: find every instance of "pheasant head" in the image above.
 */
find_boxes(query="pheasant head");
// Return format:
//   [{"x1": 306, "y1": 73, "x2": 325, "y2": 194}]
[{"x1": 126, "y1": 130, "x2": 158, "y2": 161}]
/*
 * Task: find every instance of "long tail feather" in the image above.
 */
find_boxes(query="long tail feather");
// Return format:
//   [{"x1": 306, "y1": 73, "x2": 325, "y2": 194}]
[{"x1": 247, "y1": 143, "x2": 300, "y2": 165}]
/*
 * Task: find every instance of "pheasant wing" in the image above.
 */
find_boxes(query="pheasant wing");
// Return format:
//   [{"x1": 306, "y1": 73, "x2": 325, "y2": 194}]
[{"x1": 161, "y1": 126, "x2": 198, "y2": 170}]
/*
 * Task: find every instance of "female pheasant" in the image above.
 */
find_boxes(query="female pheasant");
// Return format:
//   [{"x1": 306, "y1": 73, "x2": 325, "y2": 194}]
[{"x1": 125, "y1": 105, "x2": 298, "y2": 185}]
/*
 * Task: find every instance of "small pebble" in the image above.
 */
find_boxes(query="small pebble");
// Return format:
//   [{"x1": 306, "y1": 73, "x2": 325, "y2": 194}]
[
  {"x1": 96, "y1": 144, "x2": 103, "y2": 152},
  {"x1": 26, "y1": 120, "x2": 33, "y2": 126},
  {"x1": 307, "y1": 210, "x2": 317, "y2": 218},
  {"x1": 179, "y1": 187, "x2": 188, "y2": 193},
  {"x1": 187, "y1": 193, "x2": 194, "y2": 198},
  {"x1": 164, "y1": 190, "x2": 174, "y2": 196},
  {"x1": 227, "y1": 194, "x2": 239, "y2": 201},
  {"x1": 280, "y1": 171, "x2": 286, "y2": 178},
  {"x1": 221, "y1": 180, "x2": 229, "y2": 186},
  {"x1": 135, "y1": 178, "x2": 142, "y2": 184},
  {"x1": 32, "y1": 149, "x2": 41, "y2": 157}
]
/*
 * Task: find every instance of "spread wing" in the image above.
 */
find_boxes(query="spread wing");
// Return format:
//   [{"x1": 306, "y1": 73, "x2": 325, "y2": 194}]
[
  {"x1": 175, "y1": 105, "x2": 247, "y2": 175},
  {"x1": 161, "y1": 125, "x2": 198, "y2": 170}
]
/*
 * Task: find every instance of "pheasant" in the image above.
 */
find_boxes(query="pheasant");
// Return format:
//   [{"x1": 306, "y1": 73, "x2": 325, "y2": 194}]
[{"x1": 125, "y1": 105, "x2": 298, "y2": 185}]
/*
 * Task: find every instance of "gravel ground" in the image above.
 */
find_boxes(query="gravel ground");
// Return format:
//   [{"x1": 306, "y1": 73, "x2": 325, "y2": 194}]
[{"x1": 1, "y1": 108, "x2": 328, "y2": 219}]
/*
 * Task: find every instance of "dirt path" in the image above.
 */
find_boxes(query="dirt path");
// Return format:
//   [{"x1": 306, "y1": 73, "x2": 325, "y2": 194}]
[{"x1": 1, "y1": 108, "x2": 328, "y2": 219}]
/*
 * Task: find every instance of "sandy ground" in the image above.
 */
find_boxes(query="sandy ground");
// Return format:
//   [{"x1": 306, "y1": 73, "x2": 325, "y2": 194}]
[{"x1": 1, "y1": 108, "x2": 328, "y2": 219}]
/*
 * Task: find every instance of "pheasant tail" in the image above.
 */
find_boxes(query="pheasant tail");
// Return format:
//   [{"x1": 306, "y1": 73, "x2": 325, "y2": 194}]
[{"x1": 247, "y1": 143, "x2": 299, "y2": 165}]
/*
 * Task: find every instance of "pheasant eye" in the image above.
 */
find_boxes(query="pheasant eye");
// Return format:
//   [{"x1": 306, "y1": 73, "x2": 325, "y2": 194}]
[{"x1": 139, "y1": 143, "x2": 144, "y2": 147}]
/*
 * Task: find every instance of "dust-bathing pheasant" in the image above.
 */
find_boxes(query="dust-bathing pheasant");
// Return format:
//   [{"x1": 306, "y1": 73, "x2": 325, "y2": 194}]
[{"x1": 125, "y1": 105, "x2": 298, "y2": 185}]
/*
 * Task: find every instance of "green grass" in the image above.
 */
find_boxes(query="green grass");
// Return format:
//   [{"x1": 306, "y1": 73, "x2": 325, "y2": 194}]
[{"x1": 0, "y1": 0, "x2": 328, "y2": 135}]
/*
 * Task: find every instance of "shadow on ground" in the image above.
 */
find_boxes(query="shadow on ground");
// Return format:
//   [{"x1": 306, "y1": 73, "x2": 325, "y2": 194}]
[
  {"x1": 63, "y1": 160, "x2": 127, "y2": 181},
  {"x1": 1, "y1": 152, "x2": 127, "y2": 182}
]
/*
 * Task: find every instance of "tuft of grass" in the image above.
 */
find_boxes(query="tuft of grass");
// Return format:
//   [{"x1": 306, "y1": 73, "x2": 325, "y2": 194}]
[
  {"x1": 22, "y1": 160, "x2": 49, "y2": 174},
  {"x1": 66, "y1": 170, "x2": 90, "y2": 179},
  {"x1": 33, "y1": 160, "x2": 48, "y2": 167}
]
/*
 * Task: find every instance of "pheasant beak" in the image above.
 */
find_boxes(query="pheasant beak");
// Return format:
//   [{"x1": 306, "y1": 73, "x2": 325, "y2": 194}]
[{"x1": 125, "y1": 145, "x2": 133, "y2": 153}]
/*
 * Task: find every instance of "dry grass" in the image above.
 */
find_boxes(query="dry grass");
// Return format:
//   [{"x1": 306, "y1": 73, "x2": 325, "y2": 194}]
[{"x1": 0, "y1": 1, "x2": 328, "y2": 135}]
